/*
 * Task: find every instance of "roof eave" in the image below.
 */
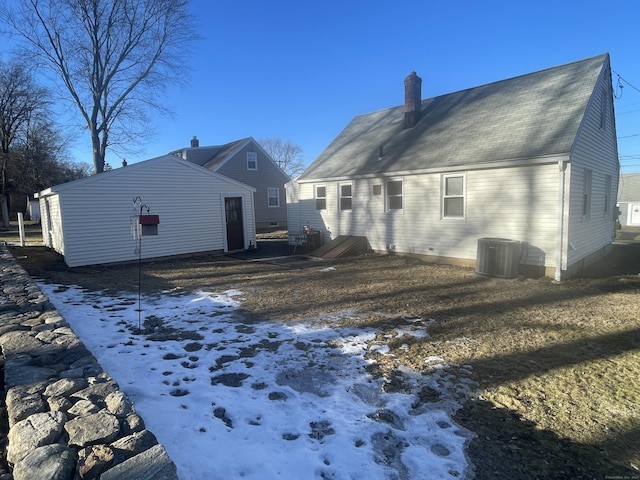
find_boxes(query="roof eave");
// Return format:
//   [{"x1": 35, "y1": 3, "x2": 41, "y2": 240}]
[{"x1": 296, "y1": 153, "x2": 570, "y2": 184}]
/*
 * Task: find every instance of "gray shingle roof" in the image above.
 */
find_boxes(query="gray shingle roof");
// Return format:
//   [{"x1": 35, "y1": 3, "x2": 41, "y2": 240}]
[
  {"x1": 175, "y1": 138, "x2": 250, "y2": 169},
  {"x1": 618, "y1": 173, "x2": 640, "y2": 202},
  {"x1": 299, "y1": 54, "x2": 608, "y2": 181}
]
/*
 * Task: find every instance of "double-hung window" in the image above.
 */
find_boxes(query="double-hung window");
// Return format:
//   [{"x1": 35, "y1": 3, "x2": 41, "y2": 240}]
[
  {"x1": 442, "y1": 174, "x2": 465, "y2": 218},
  {"x1": 315, "y1": 185, "x2": 327, "y2": 210},
  {"x1": 599, "y1": 86, "x2": 607, "y2": 131},
  {"x1": 268, "y1": 188, "x2": 280, "y2": 208},
  {"x1": 604, "y1": 175, "x2": 612, "y2": 216},
  {"x1": 247, "y1": 152, "x2": 257, "y2": 170},
  {"x1": 583, "y1": 168, "x2": 592, "y2": 218},
  {"x1": 339, "y1": 183, "x2": 352, "y2": 211},
  {"x1": 386, "y1": 179, "x2": 403, "y2": 211}
]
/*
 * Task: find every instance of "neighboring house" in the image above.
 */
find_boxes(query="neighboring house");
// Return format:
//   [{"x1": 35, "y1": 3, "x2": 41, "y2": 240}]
[
  {"x1": 287, "y1": 54, "x2": 619, "y2": 280},
  {"x1": 617, "y1": 173, "x2": 640, "y2": 226},
  {"x1": 36, "y1": 155, "x2": 256, "y2": 267},
  {"x1": 172, "y1": 137, "x2": 290, "y2": 231}
]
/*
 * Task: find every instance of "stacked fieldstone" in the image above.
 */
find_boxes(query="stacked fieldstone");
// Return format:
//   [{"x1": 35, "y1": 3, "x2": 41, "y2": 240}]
[{"x1": 0, "y1": 246, "x2": 178, "y2": 480}]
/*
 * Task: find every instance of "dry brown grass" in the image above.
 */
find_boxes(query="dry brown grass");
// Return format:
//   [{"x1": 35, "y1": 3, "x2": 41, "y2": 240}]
[{"x1": 3, "y1": 222, "x2": 640, "y2": 479}]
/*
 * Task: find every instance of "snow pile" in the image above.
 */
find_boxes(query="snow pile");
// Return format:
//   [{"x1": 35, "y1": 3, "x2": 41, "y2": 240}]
[{"x1": 39, "y1": 283, "x2": 474, "y2": 480}]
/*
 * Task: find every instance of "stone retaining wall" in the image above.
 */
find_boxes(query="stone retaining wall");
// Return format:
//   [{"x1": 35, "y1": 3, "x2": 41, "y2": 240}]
[{"x1": 0, "y1": 246, "x2": 179, "y2": 480}]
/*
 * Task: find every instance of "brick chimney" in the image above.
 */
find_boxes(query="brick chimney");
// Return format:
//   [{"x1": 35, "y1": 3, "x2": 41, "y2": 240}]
[
  {"x1": 190, "y1": 135, "x2": 199, "y2": 148},
  {"x1": 404, "y1": 71, "x2": 422, "y2": 129}
]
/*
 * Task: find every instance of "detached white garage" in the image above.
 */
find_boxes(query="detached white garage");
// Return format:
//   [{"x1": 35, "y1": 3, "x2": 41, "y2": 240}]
[{"x1": 35, "y1": 155, "x2": 256, "y2": 267}]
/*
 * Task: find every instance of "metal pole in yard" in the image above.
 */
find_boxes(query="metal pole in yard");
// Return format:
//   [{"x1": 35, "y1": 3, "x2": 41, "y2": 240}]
[{"x1": 138, "y1": 227, "x2": 142, "y2": 333}]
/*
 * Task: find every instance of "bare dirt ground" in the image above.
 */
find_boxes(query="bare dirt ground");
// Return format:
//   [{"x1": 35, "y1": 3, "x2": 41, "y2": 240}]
[{"x1": 4, "y1": 224, "x2": 640, "y2": 479}]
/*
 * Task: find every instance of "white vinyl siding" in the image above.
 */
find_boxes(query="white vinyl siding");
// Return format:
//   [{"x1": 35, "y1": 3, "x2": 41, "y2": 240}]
[
  {"x1": 38, "y1": 157, "x2": 256, "y2": 267},
  {"x1": 291, "y1": 164, "x2": 560, "y2": 268},
  {"x1": 566, "y1": 65, "x2": 619, "y2": 270},
  {"x1": 40, "y1": 195, "x2": 64, "y2": 253}
]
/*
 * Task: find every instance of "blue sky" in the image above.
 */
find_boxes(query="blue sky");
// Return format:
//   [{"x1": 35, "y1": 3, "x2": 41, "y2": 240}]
[{"x1": 5, "y1": 0, "x2": 640, "y2": 173}]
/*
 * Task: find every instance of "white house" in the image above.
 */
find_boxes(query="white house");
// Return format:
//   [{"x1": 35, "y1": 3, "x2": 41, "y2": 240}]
[
  {"x1": 287, "y1": 54, "x2": 619, "y2": 280},
  {"x1": 36, "y1": 155, "x2": 256, "y2": 267},
  {"x1": 617, "y1": 173, "x2": 640, "y2": 226}
]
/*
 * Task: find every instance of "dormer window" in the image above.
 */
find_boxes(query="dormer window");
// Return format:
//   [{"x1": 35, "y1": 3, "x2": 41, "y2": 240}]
[{"x1": 247, "y1": 152, "x2": 257, "y2": 170}]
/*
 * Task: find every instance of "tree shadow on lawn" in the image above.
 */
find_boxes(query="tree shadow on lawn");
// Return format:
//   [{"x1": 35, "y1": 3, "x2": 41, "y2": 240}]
[
  {"x1": 380, "y1": 318, "x2": 640, "y2": 479},
  {"x1": 458, "y1": 328, "x2": 640, "y2": 475},
  {"x1": 455, "y1": 398, "x2": 639, "y2": 480},
  {"x1": 381, "y1": 285, "x2": 640, "y2": 478}
]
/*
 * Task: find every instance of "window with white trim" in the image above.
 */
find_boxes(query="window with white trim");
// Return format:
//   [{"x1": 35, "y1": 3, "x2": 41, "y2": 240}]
[
  {"x1": 599, "y1": 86, "x2": 607, "y2": 130},
  {"x1": 604, "y1": 175, "x2": 611, "y2": 215},
  {"x1": 386, "y1": 179, "x2": 403, "y2": 211},
  {"x1": 339, "y1": 183, "x2": 352, "y2": 211},
  {"x1": 583, "y1": 169, "x2": 592, "y2": 218},
  {"x1": 315, "y1": 185, "x2": 326, "y2": 210},
  {"x1": 247, "y1": 152, "x2": 257, "y2": 170},
  {"x1": 442, "y1": 174, "x2": 465, "y2": 218},
  {"x1": 268, "y1": 187, "x2": 280, "y2": 208}
]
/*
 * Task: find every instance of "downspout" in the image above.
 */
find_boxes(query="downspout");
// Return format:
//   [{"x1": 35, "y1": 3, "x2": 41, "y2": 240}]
[{"x1": 555, "y1": 160, "x2": 567, "y2": 281}]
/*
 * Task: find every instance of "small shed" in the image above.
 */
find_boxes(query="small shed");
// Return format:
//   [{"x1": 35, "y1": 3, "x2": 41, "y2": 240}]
[
  {"x1": 27, "y1": 198, "x2": 41, "y2": 223},
  {"x1": 35, "y1": 155, "x2": 256, "y2": 267}
]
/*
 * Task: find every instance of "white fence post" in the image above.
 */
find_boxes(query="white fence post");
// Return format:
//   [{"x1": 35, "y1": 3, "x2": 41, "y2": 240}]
[{"x1": 18, "y1": 212, "x2": 25, "y2": 247}]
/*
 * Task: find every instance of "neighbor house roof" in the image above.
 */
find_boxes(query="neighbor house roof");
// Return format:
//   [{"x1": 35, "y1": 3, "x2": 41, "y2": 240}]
[
  {"x1": 173, "y1": 138, "x2": 250, "y2": 170},
  {"x1": 618, "y1": 173, "x2": 640, "y2": 202},
  {"x1": 298, "y1": 54, "x2": 609, "y2": 182}
]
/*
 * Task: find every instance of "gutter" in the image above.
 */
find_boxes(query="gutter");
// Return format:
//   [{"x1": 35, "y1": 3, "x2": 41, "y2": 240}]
[
  {"x1": 297, "y1": 154, "x2": 569, "y2": 185},
  {"x1": 555, "y1": 160, "x2": 568, "y2": 281}
]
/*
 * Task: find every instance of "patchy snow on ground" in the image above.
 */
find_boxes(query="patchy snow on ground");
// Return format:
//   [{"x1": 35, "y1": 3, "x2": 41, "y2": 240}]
[{"x1": 38, "y1": 283, "x2": 474, "y2": 480}]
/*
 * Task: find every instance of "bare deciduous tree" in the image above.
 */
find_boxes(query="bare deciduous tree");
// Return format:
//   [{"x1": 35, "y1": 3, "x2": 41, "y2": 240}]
[
  {"x1": 13, "y1": 113, "x2": 83, "y2": 194},
  {"x1": 258, "y1": 137, "x2": 305, "y2": 178},
  {"x1": 0, "y1": 58, "x2": 48, "y2": 227},
  {"x1": 2, "y1": 0, "x2": 198, "y2": 174}
]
